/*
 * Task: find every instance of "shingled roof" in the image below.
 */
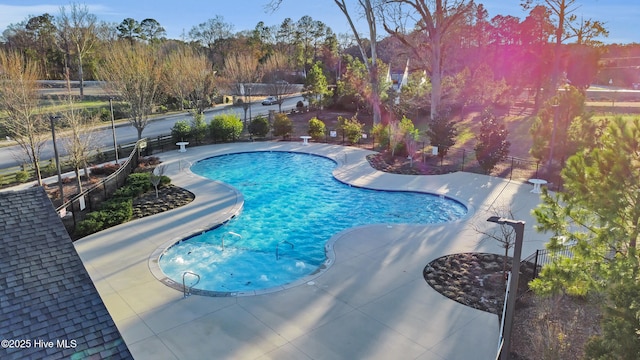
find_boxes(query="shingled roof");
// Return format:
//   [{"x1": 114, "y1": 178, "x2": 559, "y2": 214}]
[{"x1": 0, "y1": 187, "x2": 132, "y2": 360}]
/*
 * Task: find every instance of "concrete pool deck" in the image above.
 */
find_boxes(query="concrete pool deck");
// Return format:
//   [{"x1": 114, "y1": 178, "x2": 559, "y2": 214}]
[{"x1": 74, "y1": 141, "x2": 548, "y2": 359}]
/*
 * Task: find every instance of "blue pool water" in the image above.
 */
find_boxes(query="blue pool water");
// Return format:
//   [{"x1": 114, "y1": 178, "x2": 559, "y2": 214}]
[{"x1": 159, "y1": 152, "x2": 467, "y2": 293}]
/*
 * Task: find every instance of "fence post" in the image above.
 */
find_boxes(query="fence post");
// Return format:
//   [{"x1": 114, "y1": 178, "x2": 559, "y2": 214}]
[
  {"x1": 510, "y1": 157, "x2": 514, "y2": 180},
  {"x1": 461, "y1": 149, "x2": 465, "y2": 171},
  {"x1": 533, "y1": 250, "x2": 540, "y2": 278},
  {"x1": 535, "y1": 162, "x2": 539, "y2": 179}
]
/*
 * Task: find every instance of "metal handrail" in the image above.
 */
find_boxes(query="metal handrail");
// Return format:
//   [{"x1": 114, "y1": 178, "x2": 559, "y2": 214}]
[
  {"x1": 221, "y1": 231, "x2": 242, "y2": 251},
  {"x1": 182, "y1": 271, "x2": 200, "y2": 298},
  {"x1": 276, "y1": 240, "x2": 294, "y2": 260},
  {"x1": 55, "y1": 138, "x2": 146, "y2": 213}
]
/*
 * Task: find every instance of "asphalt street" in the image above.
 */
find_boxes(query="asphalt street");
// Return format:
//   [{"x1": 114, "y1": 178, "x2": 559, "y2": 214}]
[{"x1": 0, "y1": 95, "x2": 304, "y2": 170}]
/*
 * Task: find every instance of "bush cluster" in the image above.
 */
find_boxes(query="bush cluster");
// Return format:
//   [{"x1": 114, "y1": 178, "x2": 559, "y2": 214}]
[
  {"x1": 272, "y1": 113, "x2": 293, "y2": 139},
  {"x1": 74, "y1": 172, "x2": 170, "y2": 238},
  {"x1": 248, "y1": 116, "x2": 271, "y2": 138},
  {"x1": 209, "y1": 114, "x2": 243, "y2": 142},
  {"x1": 308, "y1": 117, "x2": 326, "y2": 141},
  {"x1": 337, "y1": 115, "x2": 364, "y2": 144}
]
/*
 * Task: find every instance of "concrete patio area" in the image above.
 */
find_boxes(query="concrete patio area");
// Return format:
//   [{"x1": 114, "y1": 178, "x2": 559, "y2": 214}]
[{"x1": 74, "y1": 141, "x2": 548, "y2": 359}]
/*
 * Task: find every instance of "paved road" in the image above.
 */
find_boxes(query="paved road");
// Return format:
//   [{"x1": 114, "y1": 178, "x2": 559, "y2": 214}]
[{"x1": 0, "y1": 96, "x2": 304, "y2": 169}]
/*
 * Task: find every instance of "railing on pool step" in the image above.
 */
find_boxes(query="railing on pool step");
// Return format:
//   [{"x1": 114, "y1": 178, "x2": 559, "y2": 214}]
[
  {"x1": 221, "y1": 231, "x2": 242, "y2": 251},
  {"x1": 182, "y1": 271, "x2": 200, "y2": 298},
  {"x1": 276, "y1": 241, "x2": 294, "y2": 260}
]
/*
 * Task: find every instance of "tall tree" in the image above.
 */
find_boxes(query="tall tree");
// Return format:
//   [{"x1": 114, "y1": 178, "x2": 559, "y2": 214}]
[
  {"x1": 333, "y1": 0, "x2": 383, "y2": 124},
  {"x1": 529, "y1": 85, "x2": 590, "y2": 167},
  {"x1": 189, "y1": 15, "x2": 234, "y2": 61},
  {"x1": 96, "y1": 42, "x2": 163, "y2": 139},
  {"x1": 139, "y1": 18, "x2": 166, "y2": 43},
  {"x1": 116, "y1": 18, "x2": 141, "y2": 45},
  {"x1": 382, "y1": 0, "x2": 474, "y2": 120},
  {"x1": 268, "y1": 0, "x2": 384, "y2": 124},
  {"x1": 0, "y1": 50, "x2": 48, "y2": 186},
  {"x1": 305, "y1": 61, "x2": 332, "y2": 109},
  {"x1": 57, "y1": 3, "x2": 99, "y2": 98},
  {"x1": 519, "y1": 5, "x2": 554, "y2": 108},
  {"x1": 25, "y1": 14, "x2": 59, "y2": 79},
  {"x1": 2, "y1": 14, "x2": 61, "y2": 79},
  {"x1": 522, "y1": 0, "x2": 608, "y2": 94},
  {"x1": 531, "y1": 117, "x2": 640, "y2": 357}
]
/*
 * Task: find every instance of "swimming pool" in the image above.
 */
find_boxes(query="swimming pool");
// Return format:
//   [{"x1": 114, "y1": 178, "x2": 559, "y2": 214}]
[{"x1": 158, "y1": 151, "x2": 467, "y2": 294}]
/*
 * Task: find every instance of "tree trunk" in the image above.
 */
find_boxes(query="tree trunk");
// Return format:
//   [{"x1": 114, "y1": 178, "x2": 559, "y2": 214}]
[{"x1": 430, "y1": 32, "x2": 443, "y2": 120}]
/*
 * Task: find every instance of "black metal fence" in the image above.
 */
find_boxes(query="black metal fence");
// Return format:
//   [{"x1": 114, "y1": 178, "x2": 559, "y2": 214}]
[
  {"x1": 519, "y1": 245, "x2": 573, "y2": 286},
  {"x1": 56, "y1": 139, "x2": 146, "y2": 233}
]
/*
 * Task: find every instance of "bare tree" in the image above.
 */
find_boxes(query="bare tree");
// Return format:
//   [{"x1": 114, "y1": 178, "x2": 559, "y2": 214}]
[
  {"x1": 382, "y1": 0, "x2": 474, "y2": 119},
  {"x1": 0, "y1": 50, "x2": 48, "y2": 186},
  {"x1": 163, "y1": 46, "x2": 217, "y2": 113},
  {"x1": 96, "y1": 42, "x2": 163, "y2": 139},
  {"x1": 56, "y1": 3, "x2": 99, "y2": 98},
  {"x1": 474, "y1": 206, "x2": 517, "y2": 278},
  {"x1": 222, "y1": 51, "x2": 261, "y2": 121},
  {"x1": 59, "y1": 91, "x2": 97, "y2": 194},
  {"x1": 261, "y1": 51, "x2": 298, "y2": 112}
]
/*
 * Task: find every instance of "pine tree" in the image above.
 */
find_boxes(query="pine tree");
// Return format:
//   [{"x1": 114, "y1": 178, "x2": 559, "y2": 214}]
[
  {"x1": 531, "y1": 117, "x2": 640, "y2": 358},
  {"x1": 474, "y1": 110, "x2": 510, "y2": 174},
  {"x1": 427, "y1": 111, "x2": 457, "y2": 159}
]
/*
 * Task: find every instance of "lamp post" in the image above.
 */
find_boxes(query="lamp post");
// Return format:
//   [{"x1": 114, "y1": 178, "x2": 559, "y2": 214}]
[
  {"x1": 109, "y1": 98, "x2": 119, "y2": 164},
  {"x1": 49, "y1": 115, "x2": 64, "y2": 202},
  {"x1": 547, "y1": 97, "x2": 560, "y2": 172},
  {"x1": 247, "y1": 85, "x2": 252, "y2": 121},
  {"x1": 487, "y1": 216, "x2": 525, "y2": 360}
]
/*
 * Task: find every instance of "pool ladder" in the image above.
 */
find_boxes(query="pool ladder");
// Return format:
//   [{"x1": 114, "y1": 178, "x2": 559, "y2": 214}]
[
  {"x1": 182, "y1": 271, "x2": 200, "y2": 298},
  {"x1": 276, "y1": 241, "x2": 294, "y2": 260},
  {"x1": 221, "y1": 231, "x2": 242, "y2": 251}
]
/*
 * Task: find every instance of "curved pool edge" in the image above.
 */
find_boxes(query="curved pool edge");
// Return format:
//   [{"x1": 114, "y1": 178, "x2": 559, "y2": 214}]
[
  {"x1": 149, "y1": 149, "x2": 473, "y2": 297},
  {"x1": 148, "y1": 179, "x2": 245, "y2": 295}
]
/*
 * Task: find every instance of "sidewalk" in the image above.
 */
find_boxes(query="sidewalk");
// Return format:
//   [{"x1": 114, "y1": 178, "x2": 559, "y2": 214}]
[{"x1": 73, "y1": 141, "x2": 547, "y2": 359}]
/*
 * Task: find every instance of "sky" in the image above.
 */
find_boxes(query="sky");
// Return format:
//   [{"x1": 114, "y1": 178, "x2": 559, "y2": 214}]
[{"x1": 0, "y1": 0, "x2": 638, "y2": 44}]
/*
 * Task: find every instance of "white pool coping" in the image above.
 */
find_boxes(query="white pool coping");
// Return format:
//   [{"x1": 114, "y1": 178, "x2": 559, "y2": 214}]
[{"x1": 74, "y1": 141, "x2": 548, "y2": 360}]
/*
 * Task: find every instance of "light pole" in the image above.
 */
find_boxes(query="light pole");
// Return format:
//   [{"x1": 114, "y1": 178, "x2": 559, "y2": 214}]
[
  {"x1": 487, "y1": 216, "x2": 525, "y2": 360},
  {"x1": 247, "y1": 85, "x2": 252, "y2": 121},
  {"x1": 49, "y1": 115, "x2": 64, "y2": 202},
  {"x1": 547, "y1": 97, "x2": 560, "y2": 172},
  {"x1": 110, "y1": 98, "x2": 119, "y2": 164}
]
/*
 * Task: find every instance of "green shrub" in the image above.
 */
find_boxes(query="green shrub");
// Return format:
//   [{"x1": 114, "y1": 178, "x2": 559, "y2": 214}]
[
  {"x1": 171, "y1": 120, "x2": 191, "y2": 142},
  {"x1": 190, "y1": 112, "x2": 207, "y2": 144},
  {"x1": 41, "y1": 160, "x2": 57, "y2": 177},
  {"x1": 126, "y1": 172, "x2": 152, "y2": 194},
  {"x1": 100, "y1": 198, "x2": 133, "y2": 226},
  {"x1": 75, "y1": 217, "x2": 104, "y2": 237},
  {"x1": 209, "y1": 114, "x2": 243, "y2": 142},
  {"x1": 372, "y1": 123, "x2": 389, "y2": 149},
  {"x1": 15, "y1": 170, "x2": 30, "y2": 183},
  {"x1": 160, "y1": 175, "x2": 171, "y2": 186},
  {"x1": 248, "y1": 116, "x2": 270, "y2": 138},
  {"x1": 272, "y1": 113, "x2": 293, "y2": 139},
  {"x1": 308, "y1": 117, "x2": 326, "y2": 141},
  {"x1": 338, "y1": 115, "x2": 364, "y2": 144}
]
